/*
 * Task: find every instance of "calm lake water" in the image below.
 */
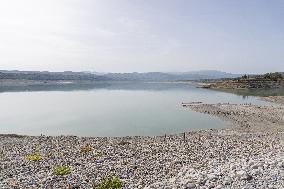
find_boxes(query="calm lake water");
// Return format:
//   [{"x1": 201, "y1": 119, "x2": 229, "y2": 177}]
[{"x1": 0, "y1": 82, "x2": 276, "y2": 137}]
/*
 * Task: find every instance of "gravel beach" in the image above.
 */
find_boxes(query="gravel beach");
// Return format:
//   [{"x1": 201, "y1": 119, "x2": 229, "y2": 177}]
[
  {"x1": 1, "y1": 96, "x2": 284, "y2": 188},
  {"x1": 261, "y1": 96, "x2": 284, "y2": 105}
]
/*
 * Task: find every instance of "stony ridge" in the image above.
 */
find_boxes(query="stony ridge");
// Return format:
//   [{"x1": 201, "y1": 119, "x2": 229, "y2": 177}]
[{"x1": 203, "y1": 78, "x2": 284, "y2": 89}]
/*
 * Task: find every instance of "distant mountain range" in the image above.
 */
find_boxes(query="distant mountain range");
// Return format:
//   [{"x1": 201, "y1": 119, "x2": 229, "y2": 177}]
[
  {"x1": 103, "y1": 70, "x2": 241, "y2": 81},
  {"x1": 0, "y1": 70, "x2": 109, "y2": 81},
  {"x1": 0, "y1": 70, "x2": 242, "y2": 82}
]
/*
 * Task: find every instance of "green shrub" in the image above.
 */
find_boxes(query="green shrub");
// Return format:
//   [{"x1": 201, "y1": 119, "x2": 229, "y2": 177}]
[
  {"x1": 95, "y1": 152, "x2": 104, "y2": 157},
  {"x1": 25, "y1": 154, "x2": 42, "y2": 161},
  {"x1": 241, "y1": 74, "x2": 248, "y2": 79},
  {"x1": 95, "y1": 176, "x2": 122, "y2": 189},
  {"x1": 53, "y1": 166, "x2": 71, "y2": 176},
  {"x1": 263, "y1": 72, "x2": 283, "y2": 80}
]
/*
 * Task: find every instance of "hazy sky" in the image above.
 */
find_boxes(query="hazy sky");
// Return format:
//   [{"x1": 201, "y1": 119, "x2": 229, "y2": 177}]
[{"x1": 0, "y1": 0, "x2": 283, "y2": 73}]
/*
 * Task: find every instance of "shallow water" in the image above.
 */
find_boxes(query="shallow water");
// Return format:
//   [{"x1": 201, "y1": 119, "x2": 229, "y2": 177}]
[{"x1": 0, "y1": 82, "x2": 275, "y2": 137}]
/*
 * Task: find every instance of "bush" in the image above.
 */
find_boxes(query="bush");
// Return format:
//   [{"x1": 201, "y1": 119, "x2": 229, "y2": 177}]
[
  {"x1": 80, "y1": 144, "x2": 93, "y2": 153},
  {"x1": 25, "y1": 154, "x2": 42, "y2": 161},
  {"x1": 241, "y1": 74, "x2": 248, "y2": 79},
  {"x1": 53, "y1": 166, "x2": 71, "y2": 176},
  {"x1": 263, "y1": 72, "x2": 283, "y2": 80},
  {"x1": 94, "y1": 152, "x2": 103, "y2": 157},
  {"x1": 95, "y1": 177, "x2": 122, "y2": 189}
]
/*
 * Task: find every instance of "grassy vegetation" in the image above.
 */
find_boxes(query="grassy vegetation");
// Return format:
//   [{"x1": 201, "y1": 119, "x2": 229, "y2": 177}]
[
  {"x1": 25, "y1": 154, "x2": 42, "y2": 161},
  {"x1": 95, "y1": 177, "x2": 122, "y2": 189},
  {"x1": 94, "y1": 152, "x2": 104, "y2": 157},
  {"x1": 53, "y1": 166, "x2": 71, "y2": 176}
]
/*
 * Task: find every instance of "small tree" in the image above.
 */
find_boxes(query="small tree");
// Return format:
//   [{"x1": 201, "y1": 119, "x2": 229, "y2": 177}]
[{"x1": 241, "y1": 74, "x2": 248, "y2": 79}]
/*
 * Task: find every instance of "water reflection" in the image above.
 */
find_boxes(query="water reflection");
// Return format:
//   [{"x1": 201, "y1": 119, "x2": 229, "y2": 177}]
[{"x1": 0, "y1": 82, "x2": 195, "y2": 93}]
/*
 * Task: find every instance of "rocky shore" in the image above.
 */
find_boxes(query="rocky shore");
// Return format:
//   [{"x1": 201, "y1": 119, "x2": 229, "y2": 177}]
[
  {"x1": 182, "y1": 101, "x2": 284, "y2": 132},
  {"x1": 1, "y1": 97, "x2": 284, "y2": 188},
  {"x1": 261, "y1": 96, "x2": 284, "y2": 105},
  {"x1": 200, "y1": 78, "x2": 284, "y2": 90}
]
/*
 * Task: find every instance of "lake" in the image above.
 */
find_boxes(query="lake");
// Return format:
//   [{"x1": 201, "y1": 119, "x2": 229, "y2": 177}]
[{"x1": 0, "y1": 82, "x2": 274, "y2": 137}]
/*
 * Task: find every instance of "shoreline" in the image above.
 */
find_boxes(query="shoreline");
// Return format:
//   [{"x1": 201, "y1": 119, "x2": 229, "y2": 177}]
[
  {"x1": 1, "y1": 96, "x2": 284, "y2": 188},
  {"x1": 260, "y1": 96, "x2": 284, "y2": 105}
]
